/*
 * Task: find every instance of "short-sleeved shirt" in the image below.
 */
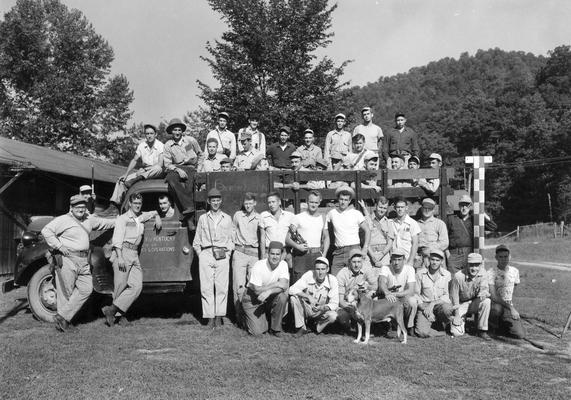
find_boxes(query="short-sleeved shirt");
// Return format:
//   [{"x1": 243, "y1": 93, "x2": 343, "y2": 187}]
[
  {"x1": 343, "y1": 150, "x2": 374, "y2": 170},
  {"x1": 289, "y1": 271, "x2": 339, "y2": 311},
  {"x1": 199, "y1": 153, "x2": 226, "y2": 172},
  {"x1": 249, "y1": 259, "x2": 289, "y2": 287},
  {"x1": 366, "y1": 214, "x2": 394, "y2": 248},
  {"x1": 205, "y1": 128, "x2": 236, "y2": 159},
  {"x1": 260, "y1": 210, "x2": 296, "y2": 246},
  {"x1": 379, "y1": 264, "x2": 416, "y2": 292},
  {"x1": 297, "y1": 144, "x2": 323, "y2": 168},
  {"x1": 163, "y1": 136, "x2": 202, "y2": 169},
  {"x1": 233, "y1": 210, "x2": 260, "y2": 247},
  {"x1": 324, "y1": 130, "x2": 351, "y2": 160},
  {"x1": 336, "y1": 267, "x2": 378, "y2": 296},
  {"x1": 135, "y1": 140, "x2": 164, "y2": 167},
  {"x1": 266, "y1": 142, "x2": 296, "y2": 169},
  {"x1": 237, "y1": 128, "x2": 266, "y2": 155},
  {"x1": 450, "y1": 269, "x2": 489, "y2": 305},
  {"x1": 234, "y1": 149, "x2": 260, "y2": 171},
  {"x1": 291, "y1": 211, "x2": 324, "y2": 248},
  {"x1": 326, "y1": 208, "x2": 365, "y2": 247},
  {"x1": 416, "y1": 267, "x2": 451, "y2": 303},
  {"x1": 112, "y1": 210, "x2": 156, "y2": 249},
  {"x1": 353, "y1": 123, "x2": 383, "y2": 152},
  {"x1": 389, "y1": 215, "x2": 421, "y2": 259},
  {"x1": 488, "y1": 265, "x2": 520, "y2": 304}
]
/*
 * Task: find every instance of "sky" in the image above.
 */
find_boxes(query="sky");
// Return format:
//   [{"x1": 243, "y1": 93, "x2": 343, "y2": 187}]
[{"x1": 1, "y1": 0, "x2": 571, "y2": 125}]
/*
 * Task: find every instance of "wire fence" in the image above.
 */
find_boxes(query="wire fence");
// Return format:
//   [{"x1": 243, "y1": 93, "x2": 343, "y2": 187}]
[{"x1": 497, "y1": 222, "x2": 570, "y2": 241}]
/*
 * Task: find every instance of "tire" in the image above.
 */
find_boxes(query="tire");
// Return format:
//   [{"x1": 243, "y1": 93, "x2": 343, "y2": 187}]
[{"x1": 27, "y1": 264, "x2": 57, "y2": 322}]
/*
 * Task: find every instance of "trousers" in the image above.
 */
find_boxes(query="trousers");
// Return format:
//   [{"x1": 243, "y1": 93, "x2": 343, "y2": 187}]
[
  {"x1": 199, "y1": 250, "x2": 230, "y2": 318},
  {"x1": 291, "y1": 249, "x2": 321, "y2": 283},
  {"x1": 415, "y1": 302, "x2": 454, "y2": 338},
  {"x1": 112, "y1": 248, "x2": 143, "y2": 313},
  {"x1": 290, "y1": 295, "x2": 337, "y2": 331},
  {"x1": 490, "y1": 302, "x2": 525, "y2": 339},
  {"x1": 241, "y1": 290, "x2": 288, "y2": 335},
  {"x1": 110, "y1": 165, "x2": 163, "y2": 204},
  {"x1": 56, "y1": 255, "x2": 92, "y2": 322},
  {"x1": 450, "y1": 297, "x2": 491, "y2": 336},
  {"x1": 232, "y1": 250, "x2": 258, "y2": 316},
  {"x1": 165, "y1": 167, "x2": 196, "y2": 215}
]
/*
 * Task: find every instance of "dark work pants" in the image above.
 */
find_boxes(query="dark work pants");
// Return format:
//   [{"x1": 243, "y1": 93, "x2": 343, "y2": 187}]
[
  {"x1": 241, "y1": 290, "x2": 288, "y2": 335},
  {"x1": 165, "y1": 167, "x2": 195, "y2": 215}
]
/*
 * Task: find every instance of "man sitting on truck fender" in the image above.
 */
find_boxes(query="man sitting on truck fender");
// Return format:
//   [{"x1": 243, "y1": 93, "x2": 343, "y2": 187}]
[{"x1": 42, "y1": 195, "x2": 116, "y2": 332}]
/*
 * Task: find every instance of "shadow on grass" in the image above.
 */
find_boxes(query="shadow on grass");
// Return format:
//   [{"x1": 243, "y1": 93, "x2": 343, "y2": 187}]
[
  {"x1": 522, "y1": 316, "x2": 561, "y2": 338},
  {"x1": 0, "y1": 297, "x2": 29, "y2": 325}
]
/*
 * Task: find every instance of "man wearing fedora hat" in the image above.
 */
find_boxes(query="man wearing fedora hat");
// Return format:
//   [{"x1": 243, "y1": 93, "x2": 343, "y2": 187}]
[
  {"x1": 108, "y1": 123, "x2": 164, "y2": 209},
  {"x1": 205, "y1": 112, "x2": 236, "y2": 160},
  {"x1": 163, "y1": 118, "x2": 202, "y2": 223},
  {"x1": 324, "y1": 113, "x2": 351, "y2": 167}
]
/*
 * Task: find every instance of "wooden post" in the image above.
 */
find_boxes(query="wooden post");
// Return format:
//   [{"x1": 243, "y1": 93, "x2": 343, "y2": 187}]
[{"x1": 465, "y1": 156, "x2": 492, "y2": 255}]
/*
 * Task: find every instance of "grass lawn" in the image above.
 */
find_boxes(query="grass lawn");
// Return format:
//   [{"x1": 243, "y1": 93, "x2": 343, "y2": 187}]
[
  {"x1": 484, "y1": 237, "x2": 571, "y2": 264},
  {"x1": 1, "y1": 243, "x2": 571, "y2": 399}
]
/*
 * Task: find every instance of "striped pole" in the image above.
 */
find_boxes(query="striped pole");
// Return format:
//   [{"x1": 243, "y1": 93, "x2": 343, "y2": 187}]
[{"x1": 465, "y1": 156, "x2": 492, "y2": 254}]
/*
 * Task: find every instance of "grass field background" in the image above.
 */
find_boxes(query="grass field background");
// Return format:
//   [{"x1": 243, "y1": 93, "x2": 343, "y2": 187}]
[{"x1": 1, "y1": 238, "x2": 570, "y2": 399}]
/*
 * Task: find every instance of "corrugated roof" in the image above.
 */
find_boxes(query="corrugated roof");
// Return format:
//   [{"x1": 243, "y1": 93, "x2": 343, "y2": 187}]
[{"x1": 0, "y1": 136, "x2": 124, "y2": 183}]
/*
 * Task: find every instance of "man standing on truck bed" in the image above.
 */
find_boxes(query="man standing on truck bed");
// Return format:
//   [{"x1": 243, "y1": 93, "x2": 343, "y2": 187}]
[
  {"x1": 42, "y1": 195, "x2": 116, "y2": 332},
  {"x1": 205, "y1": 112, "x2": 236, "y2": 161}
]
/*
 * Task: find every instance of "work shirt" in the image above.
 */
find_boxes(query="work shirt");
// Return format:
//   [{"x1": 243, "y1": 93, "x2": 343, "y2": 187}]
[
  {"x1": 324, "y1": 130, "x2": 351, "y2": 162},
  {"x1": 192, "y1": 210, "x2": 234, "y2": 252},
  {"x1": 416, "y1": 267, "x2": 451, "y2": 304},
  {"x1": 446, "y1": 212, "x2": 473, "y2": 249},
  {"x1": 205, "y1": 128, "x2": 236, "y2": 159},
  {"x1": 291, "y1": 211, "x2": 324, "y2": 248},
  {"x1": 260, "y1": 209, "x2": 296, "y2": 246},
  {"x1": 234, "y1": 149, "x2": 260, "y2": 171},
  {"x1": 266, "y1": 142, "x2": 296, "y2": 169},
  {"x1": 297, "y1": 144, "x2": 323, "y2": 168},
  {"x1": 232, "y1": 210, "x2": 260, "y2": 248},
  {"x1": 199, "y1": 153, "x2": 226, "y2": 172},
  {"x1": 112, "y1": 210, "x2": 156, "y2": 249},
  {"x1": 336, "y1": 267, "x2": 378, "y2": 297},
  {"x1": 42, "y1": 214, "x2": 115, "y2": 252},
  {"x1": 389, "y1": 215, "x2": 421, "y2": 259},
  {"x1": 450, "y1": 269, "x2": 490, "y2": 305},
  {"x1": 418, "y1": 216, "x2": 449, "y2": 251},
  {"x1": 249, "y1": 259, "x2": 289, "y2": 287},
  {"x1": 488, "y1": 265, "x2": 520, "y2": 304},
  {"x1": 382, "y1": 126, "x2": 420, "y2": 163},
  {"x1": 237, "y1": 127, "x2": 266, "y2": 155},
  {"x1": 289, "y1": 271, "x2": 339, "y2": 311},
  {"x1": 135, "y1": 140, "x2": 164, "y2": 167},
  {"x1": 163, "y1": 136, "x2": 202, "y2": 170},
  {"x1": 366, "y1": 214, "x2": 394, "y2": 248},
  {"x1": 379, "y1": 264, "x2": 416, "y2": 292},
  {"x1": 353, "y1": 123, "x2": 383, "y2": 152},
  {"x1": 343, "y1": 150, "x2": 373, "y2": 170},
  {"x1": 326, "y1": 208, "x2": 365, "y2": 247}
]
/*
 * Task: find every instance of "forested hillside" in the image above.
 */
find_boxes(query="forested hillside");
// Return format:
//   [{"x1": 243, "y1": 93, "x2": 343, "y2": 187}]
[{"x1": 342, "y1": 47, "x2": 571, "y2": 229}]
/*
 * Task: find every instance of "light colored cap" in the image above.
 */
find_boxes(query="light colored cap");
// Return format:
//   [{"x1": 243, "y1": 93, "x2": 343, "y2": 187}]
[
  {"x1": 334, "y1": 113, "x2": 346, "y2": 120},
  {"x1": 459, "y1": 194, "x2": 472, "y2": 204},
  {"x1": 349, "y1": 248, "x2": 363, "y2": 259},
  {"x1": 429, "y1": 248, "x2": 445, "y2": 259},
  {"x1": 315, "y1": 256, "x2": 330, "y2": 267},
  {"x1": 79, "y1": 185, "x2": 91, "y2": 192},
  {"x1": 303, "y1": 128, "x2": 314, "y2": 135},
  {"x1": 467, "y1": 253, "x2": 483, "y2": 264},
  {"x1": 218, "y1": 111, "x2": 230, "y2": 120},
  {"x1": 429, "y1": 153, "x2": 442, "y2": 162},
  {"x1": 289, "y1": 151, "x2": 302, "y2": 159},
  {"x1": 315, "y1": 158, "x2": 328, "y2": 168},
  {"x1": 408, "y1": 156, "x2": 420, "y2": 165},
  {"x1": 70, "y1": 194, "x2": 87, "y2": 206},
  {"x1": 335, "y1": 185, "x2": 355, "y2": 199},
  {"x1": 422, "y1": 198, "x2": 436, "y2": 209},
  {"x1": 361, "y1": 106, "x2": 371, "y2": 113},
  {"x1": 364, "y1": 151, "x2": 379, "y2": 162}
]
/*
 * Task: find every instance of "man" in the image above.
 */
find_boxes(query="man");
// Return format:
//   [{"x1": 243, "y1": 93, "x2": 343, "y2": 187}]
[
  {"x1": 109, "y1": 124, "x2": 164, "y2": 208},
  {"x1": 79, "y1": 184, "x2": 96, "y2": 214},
  {"x1": 234, "y1": 132, "x2": 261, "y2": 171},
  {"x1": 241, "y1": 241, "x2": 289, "y2": 336},
  {"x1": 102, "y1": 193, "x2": 160, "y2": 326},
  {"x1": 306, "y1": 157, "x2": 328, "y2": 189},
  {"x1": 192, "y1": 188, "x2": 234, "y2": 328},
  {"x1": 259, "y1": 192, "x2": 296, "y2": 257},
  {"x1": 414, "y1": 249, "x2": 454, "y2": 338},
  {"x1": 352, "y1": 107, "x2": 383, "y2": 158},
  {"x1": 408, "y1": 156, "x2": 420, "y2": 169},
  {"x1": 219, "y1": 157, "x2": 232, "y2": 171},
  {"x1": 449, "y1": 253, "x2": 492, "y2": 340},
  {"x1": 286, "y1": 190, "x2": 325, "y2": 283},
  {"x1": 266, "y1": 126, "x2": 296, "y2": 169},
  {"x1": 382, "y1": 113, "x2": 420, "y2": 169},
  {"x1": 157, "y1": 195, "x2": 175, "y2": 220},
  {"x1": 237, "y1": 113, "x2": 266, "y2": 155},
  {"x1": 343, "y1": 134, "x2": 371, "y2": 170},
  {"x1": 389, "y1": 197, "x2": 421, "y2": 266},
  {"x1": 378, "y1": 249, "x2": 418, "y2": 334},
  {"x1": 322, "y1": 186, "x2": 370, "y2": 276},
  {"x1": 417, "y1": 198, "x2": 449, "y2": 255},
  {"x1": 365, "y1": 196, "x2": 394, "y2": 275},
  {"x1": 388, "y1": 155, "x2": 411, "y2": 187},
  {"x1": 232, "y1": 192, "x2": 261, "y2": 322},
  {"x1": 488, "y1": 245, "x2": 525, "y2": 339},
  {"x1": 289, "y1": 257, "x2": 338, "y2": 336},
  {"x1": 445, "y1": 195, "x2": 474, "y2": 272},
  {"x1": 273, "y1": 151, "x2": 311, "y2": 190},
  {"x1": 199, "y1": 138, "x2": 225, "y2": 172},
  {"x1": 357, "y1": 153, "x2": 382, "y2": 192},
  {"x1": 324, "y1": 113, "x2": 351, "y2": 166},
  {"x1": 42, "y1": 195, "x2": 115, "y2": 331},
  {"x1": 297, "y1": 129, "x2": 323, "y2": 169},
  {"x1": 417, "y1": 153, "x2": 442, "y2": 194},
  {"x1": 335, "y1": 249, "x2": 377, "y2": 330},
  {"x1": 205, "y1": 111, "x2": 236, "y2": 160}
]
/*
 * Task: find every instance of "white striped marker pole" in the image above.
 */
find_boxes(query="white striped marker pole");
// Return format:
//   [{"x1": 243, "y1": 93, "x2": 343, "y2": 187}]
[{"x1": 465, "y1": 156, "x2": 492, "y2": 254}]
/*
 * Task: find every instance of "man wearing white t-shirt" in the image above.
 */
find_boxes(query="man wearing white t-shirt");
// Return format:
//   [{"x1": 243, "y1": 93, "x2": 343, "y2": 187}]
[
  {"x1": 259, "y1": 192, "x2": 296, "y2": 257},
  {"x1": 322, "y1": 186, "x2": 370, "y2": 276},
  {"x1": 389, "y1": 197, "x2": 421, "y2": 265},
  {"x1": 377, "y1": 249, "x2": 418, "y2": 333},
  {"x1": 352, "y1": 106, "x2": 383, "y2": 159},
  {"x1": 286, "y1": 190, "x2": 325, "y2": 283},
  {"x1": 241, "y1": 241, "x2": 290, "y2": 336}
]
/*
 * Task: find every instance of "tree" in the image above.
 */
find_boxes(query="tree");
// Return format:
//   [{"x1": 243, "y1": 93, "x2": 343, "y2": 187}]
[
  {"x1": 0, "y1": 0, "x2": 134, "y2": 163},
  {"x1": 198, "y1": 0, "x2": 351, "y2": 144}
]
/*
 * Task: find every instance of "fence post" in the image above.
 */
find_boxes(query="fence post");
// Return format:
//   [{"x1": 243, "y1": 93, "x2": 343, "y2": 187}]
[
  {"x1": 465, "y1": 156, "x2": 492, "y2": 255},
  {"x1": 516, "y1": 226, "x2": 520, "y2": 240}
]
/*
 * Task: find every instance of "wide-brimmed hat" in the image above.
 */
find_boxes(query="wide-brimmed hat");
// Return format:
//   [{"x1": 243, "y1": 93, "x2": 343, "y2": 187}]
[{"x1": 166, "y1": 118, "x2": 187, "y2": 134}]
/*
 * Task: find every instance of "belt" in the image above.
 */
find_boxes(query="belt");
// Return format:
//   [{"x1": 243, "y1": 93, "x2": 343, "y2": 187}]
[
  {"x1": 449, "y1": 247, "x2": 471, "y2": 254},
  {"x1": 123, "y1": 242, "x2": 139, "y2": 250},
  {"x1": 338, "y1": 244, "x2": 360, "y2": 250},
  {"x1": 307, "y1": 247, "x2": 321, "y2": 254},
  {"x1": 235, "y1": 245, "x2": 258, "y2": 255},
  {"x1": 370, "y1": 244, "x2": 386, "y2": 252},
  {"x1": 69, "y1": 250, "x2": 89, "y2": 257}
]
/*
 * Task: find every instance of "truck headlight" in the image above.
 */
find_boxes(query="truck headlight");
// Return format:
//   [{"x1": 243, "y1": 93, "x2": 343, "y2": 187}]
[{"x1": 21, "y1": 231, "x2": 38, "y2": 247}]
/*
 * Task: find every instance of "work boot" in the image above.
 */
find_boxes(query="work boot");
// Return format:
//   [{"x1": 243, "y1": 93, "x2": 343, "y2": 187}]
[
  {"x1": 117, "y1": 316, "x2": 132, "y2": 327},
  {"x1": 478, "y1": 331, "x2": 492, "y2": 341},
  {"x1": 269, "y1": 329, "x2": 282, "y2": 338},
  {"x1": 215, "y1": 316, "x2": 224, "y2": 327},
  {"x1": 294, "y1": 327, "x2": 308, "y2": 338},
  {"x1": 102, "y1": 305, "x2": 117, "y2": 327},
  {"x1": 206, "y1": 318, "x2": 215, "y2": 329},
  {"x1": 54, "y1": 314, "x2": 69, "y2": 332}
]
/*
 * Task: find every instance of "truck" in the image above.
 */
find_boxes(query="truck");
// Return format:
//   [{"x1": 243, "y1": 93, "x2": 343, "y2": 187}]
[{"x1": 7, "y1": 168, "x2": 452, "y2": 322}]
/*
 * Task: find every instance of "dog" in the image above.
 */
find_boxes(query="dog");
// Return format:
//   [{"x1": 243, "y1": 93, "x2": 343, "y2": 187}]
[{"x1": 345, "y1": 287, "x2": 407, "y2": 345}]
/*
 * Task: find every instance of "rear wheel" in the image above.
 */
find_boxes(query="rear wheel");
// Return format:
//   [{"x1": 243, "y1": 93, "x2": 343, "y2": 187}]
[{"x1": 27, "y1": 264, "x2": 57, "y2": 322}]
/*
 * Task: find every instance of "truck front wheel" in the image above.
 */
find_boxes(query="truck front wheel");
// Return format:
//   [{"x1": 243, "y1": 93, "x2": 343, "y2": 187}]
[{"x1": 27, "y1": 264, "x2": 57, "y2": 322}]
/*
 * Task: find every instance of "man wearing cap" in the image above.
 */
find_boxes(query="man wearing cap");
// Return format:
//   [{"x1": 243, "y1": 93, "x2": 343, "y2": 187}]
[
  {"x1": 273, "y1": 151, "x2": 312, "y2": 190},
  {"x1": 488, "y1": 245, "x2": 525, "y2": 339},
  {"x1": 445, "y1": 195, "x2": 475, "y2": 272},
  {"x1": 322, "y1": 186, "x2": 370, "y2": 276},
  {"x1": 306, "y1": 157, "x2": 328, "y2": 189},
  {"x1": 237, "y1": 113, "x2": 266, "y2": 155},
  {"x1": 297, "y1": 129, "x2": 323, "y2": 169},
  {"x1": 241, "y1": 241, "x2": 290, "y2": 336},
  {"x1": 414, "y1": 249, "x2": 454, "y2": 338},
  {"x1": 382, "y1": 113, "x2": 420, "y2": 169},
  {"x1": 449, "y1": 253, "x2": 491, "y2": 340},
  {"x1": 388, "y1": 155, "x2": 411, "y2": 187},
  {"x1": 389, "y1": 197, "x2": 421, "y2": 266},
  {"x1": 353, "y1": 107, "x2": 383, "y2": 159},
  {"x1": 289, "y1": 256, "x2": 338, "y2": 336},
  {"x1": 335, "y1": 249, "x2": 377, "y2": 329},
  {"x1": 79, "y1": 185, "x2": 96, "y2": 214},
  {"x1": 109, "y1": 124, "x2": 164, "y2": 209},
  {"x1": 163, "y1": 118, "x2": 202, "y2": 221},
  {"x1": 192, "y1": 188, "x2": 234, "y2": 328},
  {"x1": 42, "y1": 195, "x2": 116, "y2": 331},
  {"x1": 219, "y1": 157, "x2": 232, "y2": 171},
  {"x1": 378, "y1": 249, "x2": 418, "y2": 333},
  {"x1": 259, "y1": 192, "x2": 296, "y2": 257},
  {"x1": 266, "y1": 126, "x2": 296, "y2": 169},
  {"x1": 286, "y1": 190, "x2": 325, "y2": 283},
  {"x1": 364, "y1": 196, "x2": 394, "y2": 273},
  {"x1": 417, "y1": 153, "x2": 442, "y2": 194},
  {"x1": 234, "y1": 132, "x2": 261, "y2": 171},
  {"x1": 324, "y1": 114, "x2": 351, "y2": 166},
  {"x1": 356, "y1": 153, "x2": 382, "y2": 192},
  {"x1": 205, "y1": 112, "x2": 236, "y2": 160},
  {"x1": 417, "y1": 198, "x2": 449, "y2": 255}
]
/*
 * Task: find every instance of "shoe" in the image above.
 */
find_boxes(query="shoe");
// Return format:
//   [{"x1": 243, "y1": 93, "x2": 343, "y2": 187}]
[
  {"x1": 269, "y1": 329, "x2": 282, "y2": 337},
  {"x1": 294, "y1": 327, "x2": 308, "y2": 338},
  {"x1": 54, "y1": 314, "x2": 69, "y2": 332},
  {"x1": 407, "y1": 327, "x2": 415, "y2": 337},
  {"x1": 101, "y1": 306, "x2": 116, "y2": 327},
  {"x1": 117, "y1": 316, "x2": 132, "y2": 327},
  {"x1": 206, "y1": 318, "x2": 215, "y2": 328},
  {"x1": 478, "y1": 331, "x2": 492, "y2": 341},
  {"x1": 215, "y1": 316, "x2": 224, "y2": 327}
]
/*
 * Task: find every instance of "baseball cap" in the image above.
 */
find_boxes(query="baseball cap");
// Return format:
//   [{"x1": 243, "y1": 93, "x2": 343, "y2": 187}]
[
  {"x1": 495, "y1": 244, "x2": 510, "y2": 254},
  {"x1": 422, "y1": 198, "x2": 436, "y2": 209},
  {"x1": 70, "y1": 194, "x2": 87, "y2": 206},
  {"x1": 467, "y1": 253, "x2": 483, "y2": 264},
  {"x1": 429, "y1": 249, "x2": 445, "y2": 259},
  {"x1": 79, "y1": 185, "x2": 91, "y2": 193},
  {"x1": 268, "y1": 241, "x2": 284, "y2": 251},
  {"x1": 429, "y1": 153, "x2": 442, "y2": 162},
  {"x1": 459, "y1": 195, "x2": 472, "y2": 205},
  {"x1": 315, "y1": 257, "x2": 330, "y2": 267},
  {"x1": 207, "y1": 188, "x2": 222, "y2": 198}
]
